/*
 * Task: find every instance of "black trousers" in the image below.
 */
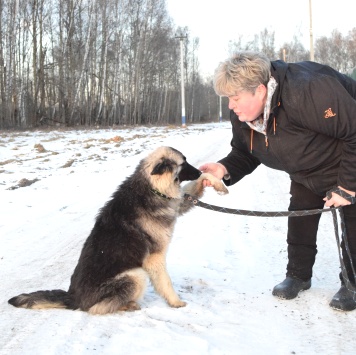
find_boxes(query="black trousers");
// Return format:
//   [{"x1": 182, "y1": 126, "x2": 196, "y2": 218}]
[{"x1": 286, "y1": 180, "x2": 356, "y2": 283}]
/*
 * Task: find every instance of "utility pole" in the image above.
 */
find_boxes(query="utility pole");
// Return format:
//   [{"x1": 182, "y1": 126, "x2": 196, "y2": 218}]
[
  {"x1": 309, "y1": 0, "x2": 314, "y2": 61},
  {"x1": 175, "y1": 34, "x2": 187, "y2": 127},
  {"x1": 219, "y1": 96, "x2": 222, "y2": 122}
]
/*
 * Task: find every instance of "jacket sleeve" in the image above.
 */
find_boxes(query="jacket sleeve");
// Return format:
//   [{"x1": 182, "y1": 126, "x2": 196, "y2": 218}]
[
  {"x1": 218, "y1": 111, "x2": 261, "y2": 186},
  {"x1": 295, "y1": 75, "x2": 356, "y2": 192}
]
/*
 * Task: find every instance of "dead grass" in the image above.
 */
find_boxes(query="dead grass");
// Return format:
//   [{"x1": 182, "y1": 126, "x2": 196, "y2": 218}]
[
  {"x1": 61, "y1": 159, "x2": 75, "y2": 168},
  {"x1": 7, "y1": 177, "x2": 40, "y2": 190},
  {"x1": 34, "y1": 143, "x2": 46, "y2": 153},
  {"x1": 0, "y1": 159, "x2": 16, "y2": 166}
]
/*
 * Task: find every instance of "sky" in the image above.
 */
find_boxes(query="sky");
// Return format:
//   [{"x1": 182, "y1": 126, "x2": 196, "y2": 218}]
[
  {"x1": 1, "y1": 122, "x2": 356, "y2": 354},
  {"x1": 166, "y1": 0, "x2": 356, "y2": 76}
]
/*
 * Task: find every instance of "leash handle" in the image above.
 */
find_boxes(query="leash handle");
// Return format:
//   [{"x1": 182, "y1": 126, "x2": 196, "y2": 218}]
[{"x1": 326, "y1": 187, "x2": 356, "y2": 204}]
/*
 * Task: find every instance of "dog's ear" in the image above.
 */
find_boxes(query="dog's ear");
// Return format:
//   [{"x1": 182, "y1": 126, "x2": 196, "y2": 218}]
[{"x1": 151, "y1": 159, "x2": 174, "y2": 175}]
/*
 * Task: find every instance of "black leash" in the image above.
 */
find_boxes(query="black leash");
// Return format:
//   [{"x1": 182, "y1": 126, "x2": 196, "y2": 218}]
[
  {"x1": 331, "y1": 208, "x2": 356, "y2": 298},
  {"x1": 184, "y1": 189, "x2": 356, "y2": 301},
  {"x1": 184, "y1": 193, "x2": 337, "y2": 217}
]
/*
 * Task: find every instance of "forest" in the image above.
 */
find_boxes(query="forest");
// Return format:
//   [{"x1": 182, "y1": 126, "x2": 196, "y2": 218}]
[{"x1": 1, "y1": 0, "x2": 356, "y2": 129}]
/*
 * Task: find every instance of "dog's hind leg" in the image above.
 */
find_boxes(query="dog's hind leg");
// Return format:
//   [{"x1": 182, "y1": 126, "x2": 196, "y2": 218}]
[
  {"x1": 88, "y1": 268, "x2": 147, "y2": 315},
  {"x1": 143, "y1": 252, "x2": 186, "y2": 308}
]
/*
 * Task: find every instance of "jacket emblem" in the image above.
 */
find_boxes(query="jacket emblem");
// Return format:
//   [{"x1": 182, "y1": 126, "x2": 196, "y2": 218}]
[{"x1": 324, "y1": 108, "x2": 336, "y2": 118}]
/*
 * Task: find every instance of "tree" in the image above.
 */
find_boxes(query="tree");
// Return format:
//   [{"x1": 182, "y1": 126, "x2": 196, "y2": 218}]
[
  {"x1": 346, "y1": 28, "x2": 356, "y2": 69},
  {"x1": 1, "y1": 1, "x2": 355, "y2": 129},
  {"x1": 279, "y1": 35, "x2": 309, "y2": 63},
  {"x1": 259, "y1": 28, "x2": 276, "y2": 59}
]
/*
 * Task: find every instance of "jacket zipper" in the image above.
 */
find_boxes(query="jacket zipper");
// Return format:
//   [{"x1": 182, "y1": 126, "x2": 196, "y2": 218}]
[{"x1": 249, "y1": 116, "x2": 276, "y2": 154}]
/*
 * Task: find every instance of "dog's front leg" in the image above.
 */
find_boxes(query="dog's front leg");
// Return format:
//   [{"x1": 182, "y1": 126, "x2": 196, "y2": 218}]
[
  {"x1": 143, "y1": 253, "x2": 186, "y2": 308},
  {"x1": 178, "y1": 179, "x2": 205, "y2": 215},
  {"x1": 179, "y1": 173, "x2": 229, "y2": 215}
]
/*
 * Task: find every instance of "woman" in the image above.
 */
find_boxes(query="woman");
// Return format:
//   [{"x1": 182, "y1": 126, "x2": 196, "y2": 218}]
[{"x1": 200, "y1": 51, "x2": 356, "y2": 311}]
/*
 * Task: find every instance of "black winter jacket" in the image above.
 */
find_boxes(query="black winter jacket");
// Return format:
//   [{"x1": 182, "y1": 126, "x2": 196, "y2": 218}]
[{"x1": 219, "y1": 60, "x2": 356, "y2": 196}]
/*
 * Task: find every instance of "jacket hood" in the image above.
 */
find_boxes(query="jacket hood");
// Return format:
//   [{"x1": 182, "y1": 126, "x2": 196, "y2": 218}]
[
  {"x1": 270, "y1": 60, "x2": 288, "y2": 113},
  {"x1": 246, "y1": 60, "x2": 289, "y2": 152},
  {"x1": 246, "y1": 76, "x2": 278, "y2": 135}
]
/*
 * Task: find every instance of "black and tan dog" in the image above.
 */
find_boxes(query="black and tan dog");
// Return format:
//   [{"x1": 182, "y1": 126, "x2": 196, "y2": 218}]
[{"x1": 8, "y1": 146, "x2": 228, "y2": 314}]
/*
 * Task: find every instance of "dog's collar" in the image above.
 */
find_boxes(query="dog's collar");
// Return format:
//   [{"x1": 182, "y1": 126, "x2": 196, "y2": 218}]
[{"x1": 150, "y1": 188, "x2": 175, "y2": 200}]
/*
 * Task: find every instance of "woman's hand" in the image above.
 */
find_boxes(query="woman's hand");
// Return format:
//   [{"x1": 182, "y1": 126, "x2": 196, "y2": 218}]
[{"x1": 323, "y1": 186, "x2": 355, "y2": 207}]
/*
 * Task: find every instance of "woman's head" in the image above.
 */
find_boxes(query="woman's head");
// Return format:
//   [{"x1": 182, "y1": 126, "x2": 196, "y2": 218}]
[{"x1": 213, "y1": 51, "x2": 271, "y2": 97}]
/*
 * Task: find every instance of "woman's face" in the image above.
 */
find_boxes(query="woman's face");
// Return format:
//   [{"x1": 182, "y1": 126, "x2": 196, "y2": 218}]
[{"x1": 228, "y1": 85, "x2": 267, "y2": 122}]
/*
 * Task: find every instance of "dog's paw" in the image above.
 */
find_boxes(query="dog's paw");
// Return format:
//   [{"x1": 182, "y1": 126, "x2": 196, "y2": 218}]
[
  {"x1": 119, "y1": 301, "x2": 141, "y2": 312},
  {"x1": 200, "y1": 173, "x2": 229, "y2": 195},
  {"x1": 169, "y1": 300, "x2": 187, "y2": 308}
]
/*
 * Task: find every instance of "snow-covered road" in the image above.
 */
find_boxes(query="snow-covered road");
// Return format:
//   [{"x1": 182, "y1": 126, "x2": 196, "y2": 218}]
[{"x1": 1, "y1": 122, "x2": 355, "y2": 354}]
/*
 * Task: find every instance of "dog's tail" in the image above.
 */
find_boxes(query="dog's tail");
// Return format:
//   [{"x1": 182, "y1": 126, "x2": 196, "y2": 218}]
[{"x1": 8, "y1": 289, "x2": 76, "y2": 310}]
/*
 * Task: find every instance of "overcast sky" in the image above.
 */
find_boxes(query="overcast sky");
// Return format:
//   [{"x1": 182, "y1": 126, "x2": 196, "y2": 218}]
[{"x1": 166, "y1": 0, "x2": 356, "y2": 76}]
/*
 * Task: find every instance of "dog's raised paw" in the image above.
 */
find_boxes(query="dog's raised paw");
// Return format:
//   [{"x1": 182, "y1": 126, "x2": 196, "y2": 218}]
[
  {"x1": 212, "y1": 181, "x2": 229, "y2": 195},
  {"x1": 200, "y1": 173, "x2": 229, "y2": 195},
  {"x1": 215, "y1": 184, "x2": 229, "y2": 195}
]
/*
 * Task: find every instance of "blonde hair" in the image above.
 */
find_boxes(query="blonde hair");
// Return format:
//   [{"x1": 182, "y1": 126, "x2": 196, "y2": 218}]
[{"x1": 213, "y1": 51, "x2": 271, "y2": 96}]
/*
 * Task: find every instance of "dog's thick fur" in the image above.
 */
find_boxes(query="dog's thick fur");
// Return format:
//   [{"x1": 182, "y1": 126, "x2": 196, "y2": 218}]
[{"x1": 8, "y1": 146, "x2": 228, "y2": 314}]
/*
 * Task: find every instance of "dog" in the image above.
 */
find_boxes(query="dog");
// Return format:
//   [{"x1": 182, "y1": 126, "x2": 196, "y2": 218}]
[{"x1": 8, "y1": 146, "x2": 228, "y2": 314}]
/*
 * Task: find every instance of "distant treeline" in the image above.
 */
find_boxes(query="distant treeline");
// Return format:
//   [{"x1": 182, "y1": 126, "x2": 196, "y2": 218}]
[{"x1": 1, "y1": 0, "x2": 355, "y2": 129}]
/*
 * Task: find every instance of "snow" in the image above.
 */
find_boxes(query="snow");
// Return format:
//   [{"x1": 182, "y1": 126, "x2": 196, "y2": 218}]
[{"x1": 0, "y1": 122, "x2": 355, "y2": 355}]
